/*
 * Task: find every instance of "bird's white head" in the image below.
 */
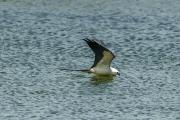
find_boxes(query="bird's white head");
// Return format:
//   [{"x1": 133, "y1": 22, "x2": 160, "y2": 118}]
[{"x1": 110, "y1": 67, "x2": 120, "y2": 76}]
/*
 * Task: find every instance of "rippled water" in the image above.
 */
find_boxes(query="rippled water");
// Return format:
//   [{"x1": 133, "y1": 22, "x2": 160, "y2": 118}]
[{"x1": 0, "y1": 0, "x2": 180, "y2": 120}]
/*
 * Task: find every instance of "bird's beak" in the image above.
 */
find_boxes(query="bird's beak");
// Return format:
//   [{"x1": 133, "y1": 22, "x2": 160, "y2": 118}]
[{"x1": 117, "y1": 72, "x2": 120, "y2": 76}]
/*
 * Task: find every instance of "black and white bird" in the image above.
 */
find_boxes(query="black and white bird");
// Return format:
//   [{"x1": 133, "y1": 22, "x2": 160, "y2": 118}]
[{"x1": 83, "y1": 38, "x2": 119, "y2": 76}]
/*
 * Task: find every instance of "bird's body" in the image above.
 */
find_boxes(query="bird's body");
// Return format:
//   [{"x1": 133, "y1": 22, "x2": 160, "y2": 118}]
[
  {"x1": 90, "y1": 67, "x2": 119, "y2": 76},
  {"x1": 83, "y1": 38, "x2": 119, "y2": 76}
]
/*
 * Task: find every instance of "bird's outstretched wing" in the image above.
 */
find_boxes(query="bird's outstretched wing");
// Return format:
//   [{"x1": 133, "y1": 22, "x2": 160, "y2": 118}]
[{"x1": 83, "y1": 38, "x2": 115, "y2": 68}]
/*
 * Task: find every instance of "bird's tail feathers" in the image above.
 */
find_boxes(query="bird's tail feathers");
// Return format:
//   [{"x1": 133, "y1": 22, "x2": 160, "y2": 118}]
[{"x1": 59, "y1": 68, "x2": 90, "y2": 72}]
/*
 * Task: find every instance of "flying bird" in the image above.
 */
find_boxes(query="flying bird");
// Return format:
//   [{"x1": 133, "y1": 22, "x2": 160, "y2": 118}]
[{"x1": 83, "y1": 38, "x2": 119, "y2": 76}]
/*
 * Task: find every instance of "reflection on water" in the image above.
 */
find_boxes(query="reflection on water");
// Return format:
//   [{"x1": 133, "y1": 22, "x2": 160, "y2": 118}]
[{"x1": 90, "y1": 75, "x2": 114, "y2": 85}]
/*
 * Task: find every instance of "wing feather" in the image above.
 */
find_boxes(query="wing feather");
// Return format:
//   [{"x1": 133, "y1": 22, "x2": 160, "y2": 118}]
[{"x1": 83, "y1": 38, "x2": 115, "y2": 68}]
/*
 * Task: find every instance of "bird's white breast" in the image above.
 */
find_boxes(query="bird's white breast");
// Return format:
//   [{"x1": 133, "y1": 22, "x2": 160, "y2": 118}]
[{"x1": 90, "y1": 66, "x2": 113, "y2": 75}]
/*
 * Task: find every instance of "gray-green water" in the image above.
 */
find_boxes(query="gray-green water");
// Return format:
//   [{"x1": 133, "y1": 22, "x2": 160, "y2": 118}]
[{"x1": 0, "y1": 0, "x2": 180, "y2": 120}]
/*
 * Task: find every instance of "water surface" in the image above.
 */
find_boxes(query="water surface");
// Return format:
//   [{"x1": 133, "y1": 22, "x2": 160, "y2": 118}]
[{"x1": 0, "y1": 0, "x2": 180, "y2": 120}]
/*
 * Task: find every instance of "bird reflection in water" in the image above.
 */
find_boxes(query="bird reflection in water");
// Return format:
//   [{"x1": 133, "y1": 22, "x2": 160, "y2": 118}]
[{"x1": 90, "y1": 75, "x2": 114, "y2": 85}]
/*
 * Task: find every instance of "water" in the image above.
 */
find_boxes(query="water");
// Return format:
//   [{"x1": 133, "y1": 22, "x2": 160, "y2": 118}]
[{"x1": 0, "y1": 0, "x2": 180, "y2": 120}]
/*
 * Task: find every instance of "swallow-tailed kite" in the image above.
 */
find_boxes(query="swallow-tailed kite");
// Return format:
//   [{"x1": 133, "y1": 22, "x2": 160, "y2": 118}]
[{"x1": 83, "y1": 38, "x2": 119, "y2": 76}]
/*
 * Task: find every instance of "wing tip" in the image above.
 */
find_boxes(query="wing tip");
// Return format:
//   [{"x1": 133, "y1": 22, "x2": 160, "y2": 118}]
[
  {"x1": 83, "y1": 38, "x2": 99, "y2": 45},
  {"x1": 83, "y1": 38, "x2": 90, "y2": 41},
  {"x1": 83, "y1": 37, "x2": 116, "y2": 57}
]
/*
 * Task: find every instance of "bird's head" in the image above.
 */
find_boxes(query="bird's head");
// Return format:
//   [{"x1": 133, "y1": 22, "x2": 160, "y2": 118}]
[
  {"x1": 111, "y1": 67, "x2": 120, "y2": 76},
  {"x1": 114, "y1": 70, "x2": 120, "y2": 76},
  {"x1": 117, "y1": 71, "x2": 120, "y2": 76}
]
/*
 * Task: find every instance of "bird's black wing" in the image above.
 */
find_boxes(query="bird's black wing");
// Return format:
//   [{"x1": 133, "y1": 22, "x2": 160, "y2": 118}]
[{"x1": 83, "y1": 38, "x2": 115, "y2": 68}]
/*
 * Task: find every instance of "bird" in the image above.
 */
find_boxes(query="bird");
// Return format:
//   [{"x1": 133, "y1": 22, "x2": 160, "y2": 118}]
[{"x1": 83, "y1": 38, "x2": 119, "y2": 76}]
